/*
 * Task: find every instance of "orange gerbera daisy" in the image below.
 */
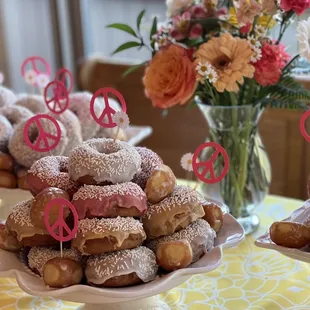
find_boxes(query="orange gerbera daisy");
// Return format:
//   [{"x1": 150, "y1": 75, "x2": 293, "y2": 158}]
[{"x1": 194, "y1": 33, "x2": 255, "y2": 92}]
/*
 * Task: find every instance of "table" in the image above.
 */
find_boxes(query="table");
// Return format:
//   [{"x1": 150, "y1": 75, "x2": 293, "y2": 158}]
[{"x1": 1, "y1": 194, "x2": 310, "y2": 309}]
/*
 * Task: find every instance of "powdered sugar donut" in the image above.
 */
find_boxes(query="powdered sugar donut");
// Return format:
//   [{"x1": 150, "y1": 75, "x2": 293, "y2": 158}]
[
  {"x1": 69, "y1": 138, "x2": 141, "y2": 185},
  {"x1": 8, "y1": 118, "x2": 68, "y2": 168},
  {"x1": 0, "y1": 115, "x2": 13, "y2": 152},
  {"x1": 0, "y1": 105, "x2": 33, "y2": 127},
  {"x1": 0, "y1": 86, "x2": 16, "y2": 108},
  {"x1": 27, "y1": 156, "x2": 79, "y2": 197},
  {"x1": 15, "y1": 94, "x2": 47, "y2": 114},
  {"x1": 48, "y1": 110, "x2": 82, "y2": 156},
  {"x1": 68, "y1": 92, "x2": 102, "y2": 140}
]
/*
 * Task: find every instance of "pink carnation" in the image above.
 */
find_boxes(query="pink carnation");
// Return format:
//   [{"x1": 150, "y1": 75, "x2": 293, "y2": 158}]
[{"x1": 280, "y1": 0, "x2": 310, "y2": 15}]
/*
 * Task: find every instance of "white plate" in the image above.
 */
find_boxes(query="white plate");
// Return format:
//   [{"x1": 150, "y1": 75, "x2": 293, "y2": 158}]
[
  {"x1": 255, "y1": 199, "x2": 310, "y2": 263},
  {"x1": 124, "y1": 125, "x2": 152, "y2": 146}
]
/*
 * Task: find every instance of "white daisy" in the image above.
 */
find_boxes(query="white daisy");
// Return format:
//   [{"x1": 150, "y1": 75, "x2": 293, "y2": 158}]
[
  {"x1": 254, "y1": 25, "x2": 267, "y2": 38},
  {"x1": 36, "y1": 73, "x2": 50, "y2": 89},
  {"x1": 112, "y1": 111, "x2": 130, "y2": 129},
  {"x1": 181, "y1": 153, "x2": 194, "y2": 171},
  {"x1": 196, "y1": 62, "x2": 212, "y2": 77},
  {"x1": 297, "y1": 17, "x2": 310, "y2": 62},
  {"x1": 0, "y1": 72, "x2": 4, "y2": 84},
  {"x1": 24, "y1": 69, "x2": 38, "y2": 86},
  {"x1": 206, "y1": 66, "x2": 218, "y2": 84},
  {"x1": 247, "y1": 35, "x2": 261, "y2": 48},
  {"x1": 251, "y1": 46, "x2": 262, "y2": 63}
]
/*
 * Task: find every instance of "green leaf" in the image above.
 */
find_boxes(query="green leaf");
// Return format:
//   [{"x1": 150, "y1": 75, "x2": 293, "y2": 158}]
[
  {"x1": 137, "y1": 10, "x2": 145, "y2": 32},
  {"x1": 106, "y1": 23, "x2": 137, "y2": 37},
  {"x1": 111, "y1": 41, "x2": 141, "y2": 55},
  {"x1": 122, "y1": 63, "x2": 146, "y2": 78},
  {"x1": 150, "y1": 16, "x2": 157, "y2": 41}
]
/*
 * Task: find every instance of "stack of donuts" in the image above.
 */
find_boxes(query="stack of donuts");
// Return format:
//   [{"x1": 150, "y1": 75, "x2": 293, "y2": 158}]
[{"x1": 0, "y1": 137, "x2": 224, "y2": 288}]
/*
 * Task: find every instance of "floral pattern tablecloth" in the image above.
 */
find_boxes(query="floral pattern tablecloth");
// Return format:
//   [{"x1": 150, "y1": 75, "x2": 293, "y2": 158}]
[{"x1": 1, "y1": 194, "x2": 309, "y2": 309}]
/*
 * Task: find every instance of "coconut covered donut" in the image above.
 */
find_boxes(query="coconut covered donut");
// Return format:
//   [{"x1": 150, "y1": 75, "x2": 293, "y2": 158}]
[
  {"x1": 85, "y1": 246, "x2": 158, "y2": 287},
  {"x1": 0, "y1": 105, "x2": 33, "y2": 127},
  {"x1": 27, "y1": 156, "x2": 79, "y2": 197},
  {"x1": 72, "y1": 182, "x2": 148, "y2": 219},
  {"x1": 0, "y1": 115, "x2": 13, "y2": 152},
  {"x1": 48, "y1": 110, "x2": 82, "y2": 156},
  {"x1": 68, "y1": 92, "x2": 102, "y2": 140},
  {"x1": 8, "y1": 118, "x2": 68, "y2": 168},
  {"x1": 69, "y1": 138, "x2": 141, "y2": 185},
  {"x1": 15, "y1": 94, "x2": 47, "y2": 114},
  {"x1": 0, "y1": 86, "x2": 16, "y2": 108}
]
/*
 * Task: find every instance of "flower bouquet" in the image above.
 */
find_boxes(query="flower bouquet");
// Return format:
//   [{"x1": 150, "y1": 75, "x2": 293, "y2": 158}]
[{"x1": 108, "y1": 0, "x2": 310, "y2": 233}]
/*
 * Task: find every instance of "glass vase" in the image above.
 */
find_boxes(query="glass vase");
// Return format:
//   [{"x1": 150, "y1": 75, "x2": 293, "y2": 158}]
[{"x1": 197, "y1": 103, "x2": 271, "y2": 235}]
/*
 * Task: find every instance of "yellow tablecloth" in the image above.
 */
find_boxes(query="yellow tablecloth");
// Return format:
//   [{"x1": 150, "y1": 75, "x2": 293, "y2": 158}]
[{"x1": 1, "y1": 195, "x2": 310, "y2": 309}]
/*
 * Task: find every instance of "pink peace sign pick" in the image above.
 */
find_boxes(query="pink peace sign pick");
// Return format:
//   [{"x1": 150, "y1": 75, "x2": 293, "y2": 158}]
[
  {"x1": 55, "y1": 68, "x2": 74, "y2": 93},
  {"x1": 300, "y1": 110, "x2": 310, "y2": 143},
  {"x1": 44, "y1": 198, "x2": 79, "y2": 243},
  {"x1": 23, "y1": 114, "x2": 61, "y2": 152},
  {"x1": 44, "y1": 80, "x2": 69, "y2": 114},
  {"x1": 90, "y1": 87, "x2": 127, "y2": 128},
  {"x1": 192, "y1": 142, "x2": 229, "y2": 184}
]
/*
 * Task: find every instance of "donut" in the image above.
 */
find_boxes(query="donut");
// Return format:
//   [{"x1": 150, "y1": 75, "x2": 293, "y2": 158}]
[
  {"x1": 72, "y1": 182, "x2": 147, "y2": 219},
  {"x1": 201, "y1": 199, "x2": 224, "y2": 233},
  {"x1": 0, "y1": 223, "x2": 22, "y2": 252},
  {"x1": 147, "y1": 219, "x2": 216, "y2": 263},
  {"x1": 6, "y1": 200, "x2": 58, "y2": 247},
  {"x1": 16, "y1": 168, "x2": 29, "y2": 190},
  {"x1": 8, "y1": 118, "x2": 68, "y2": 168},
  {"x1": 270, "y1": 221, "x2": 310, "y2": 248},
  {"x1": 28, "y1": 247, "x2": 83, "y2": 276},
  {"x1": 0, "y1": 105, "x2": 33, "y2": 127},
  {"x1": 0, "y1": 171, "x2": 16, "y2": 188},
  {"x1": 30, "y1": 187, "x2": 70, "y2": 229},
  {"x1": 155, "y1": 240, "x2": 193, "y2": 271},
  {"x1": 145, "y1": 164, "x2": 176, "y2": 203},
  {"x1": 0, "y1": 152, "x2": 14, "y2": 172},
  {"x1": 0, "y1": 115, "x2": 13, "y2": 152},
  {"x1": 142, "y1": 185, "x2": 205, "y2": 239},
  {"x1": 68, "y1": 92, "x2": 102, "y2": 140},
  {"x1": 132, "y1": 147, "x2": 163, "y2": 189},
  {"x1": 43, "y1": 258, "x2": 83, "y2": 288},
  {"x1": 15, "y1": 94, "x2": 47, "y2": 114},
  {"x1": 85, "y1": 246, "x2": 158, "y2": 287},
  {"x1": 47, "y1": 110, "x2": 82, "y2": 156},
  {"x1": 0, "y1": 86, "x2": 16, "y2": 108},
  {"x1": 72, "y1": 216, "x2": 146, "y2": 255},
  {"x1": 69, "y1": 138, "x2": 141, "y2": 185}
]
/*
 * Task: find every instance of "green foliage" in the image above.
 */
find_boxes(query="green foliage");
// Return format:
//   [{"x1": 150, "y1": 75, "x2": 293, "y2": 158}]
[
  {"x1": 122, "y1": 63, "x2": 147, "y2": 78},
  {"x1": 137, "y1": 10, "x2": 145, "y2": 32},
  {"x1": 111, "y1": 41, "x2": 141, "y2": 55},
  {"x1": 106, "y1": 23, "x2": 137, "y2": 37}
]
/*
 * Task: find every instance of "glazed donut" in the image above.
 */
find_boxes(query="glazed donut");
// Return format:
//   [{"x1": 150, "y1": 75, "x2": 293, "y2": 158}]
[
  {"x1": 30, "y1": 187, "x2": 70, "y2": 229},
  {"x1": 201, "y1": 199, "x2": 224, "y2": 233},
  {"x1": 16, "y1": 168, "x2": 29, "y2": 190},
  {"x1": 0, "y1": 105, "x2": 33, "y2": 127},
  {"x1": 142, "y1": 185, "x2": 205, "y2": 239},
  {"x1": 69, "y1": 138, "x2": 141, "y2": 185},
  {"x1": 132, "y1": 147, "x2": 163, "y2": 190},
  {"x1": 72, "y1": 216, "x2": 146, "y2": 255},
  {"x1": 8, "y1": 118, "x2": 68, "y2": 168},
  {"x1": 0, "y1": 115, "x2": 13, "y2": 152},
  {"x1": 85, "y1": 246, "x2": 158, "y2": 287},
  {"x1": 145, "y1": 164, "x2": 176, "y2": 203},
  {"x1": 48, "y1": 110, "x2": 83, "y2": 156},
  {"x1": 0, "y1": 171, "x2": 16, "y2": 188},
  {"x1": 28, "y1": 247, "x2": 83, "y2": 276},
  {"x1": 0, "y1": 152, "x2": 14, "y2": 172},
  {"x1": 72, "y1": 182, "x2": 147, "y2": 219},
  {"x1": 68, "y1": 92, "x2": 102, "y2": 140},
  {"x1": 27, "y1": 156, "x2": 79, "y2": 197},
  {"x1": 155, "y1": 240, "x2": 193, "y2": 271},
  {"x1": 43, "y1": 257, "x2": 83, "y2": 288},
  {"x1": 147, "y1": 219, "x2": 216, "y2": 263},
  {"x1": 0, "y1": 86, "x2": 16, "y2": 108},
  {"x1": 0, "y1": 223, "x2": 22, "y2": 252},
  {"x1": 15, "y1": 94, "x2": 47, "y2": 114},
  {"x1": 270, "y1": 221, "x2": 310, "y2": 248},
  {"x1": 6, "y1": 200, "x2": 58, "y2": 247}
]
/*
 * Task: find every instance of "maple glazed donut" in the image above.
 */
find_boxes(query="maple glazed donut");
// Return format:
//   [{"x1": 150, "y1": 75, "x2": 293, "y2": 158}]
[
  {"x1": 72, "y1": 216, "x2": 146, "y2": 255},
  {"x1": 69, "y1": 138, "x2": 142, "y2": 185},
  {"x1": 142, "y1": 185, "x2": 205, "y2": 239},
  {"x1": 0, "y1": 105, "x2": 33, "y2": 127},
  {"x1": 26, "y1": 156, "x2": 79, "y2": 197},
  {"x1": 72, "y1": 182, "x2": 147, "y2": 219},
  {"x1": 0, "y1": 115, "x2": 13, "y2": 152},
  {"x1": 15, "y1": 94, "x2": 47, "y2": 114},
  {"x1": 85, "y1": 246, "x2": 158, "y2": 287},
  {"x1": 0, "y1": 86, "x2": 16, "y2": 108}
]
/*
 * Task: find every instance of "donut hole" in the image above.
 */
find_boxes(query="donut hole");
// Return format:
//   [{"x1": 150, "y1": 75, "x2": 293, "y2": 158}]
[
  {"x1": 96, "y1": 144, "x2": 118, "y2": 155},
  {"x1": 28, "y1": 127, "x2": 39, "y2": 143}
]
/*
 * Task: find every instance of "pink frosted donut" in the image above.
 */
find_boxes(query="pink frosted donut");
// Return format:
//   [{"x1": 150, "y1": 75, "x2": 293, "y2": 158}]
[
  {"x1": 72, "y1": 182, "x2": 148, "y2": 219},
  {"x1": 15, "y1": 94, "x2": 47, "y2": 114},
  {"x1": 8, "y1": 118, "x2": 68, "y2": 168},
  {"x1": 68, "y1": 92, "x2": 102, "y2": 140},
  {"x1": 132, "y1": 147, "x2": 163, "y2": 189},
  {"x1": 48, "y1": 110, "x2": 83, "y2": 156},
  {"x1": 26, "y1": 156, "x2": 79, "y2": 197},
  {"x1": 0, "y1": 105, "x2": 33, "y2": 127},
  {"x1": 0, "y1": 115, "x2": 13, "y2": 152},
  {"x1": 69, "y1": 138, "x2": 142, "y2": 185},
  {"x1": 0, "y1": 87, "x2": 16, "y2": 108}
]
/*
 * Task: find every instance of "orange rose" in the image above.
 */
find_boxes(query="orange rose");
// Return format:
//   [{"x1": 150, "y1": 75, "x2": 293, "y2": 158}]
[{"x1": 143, "y1": 44, "x2": 196, "y2": 109}]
